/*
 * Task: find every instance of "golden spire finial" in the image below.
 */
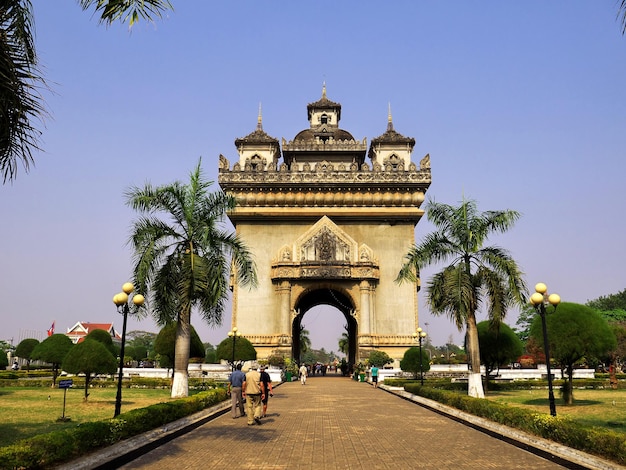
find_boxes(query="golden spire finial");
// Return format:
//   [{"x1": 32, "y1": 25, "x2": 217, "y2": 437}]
[
  {"x1": 387, "y1": 102, "x2": 394, "y2": 131},
  {"x1": 322, "y1": 81, "x2": 327, "y2": 99},
  {"x1": 257, "y1": 102, "x2": 263, "y2": 130}
]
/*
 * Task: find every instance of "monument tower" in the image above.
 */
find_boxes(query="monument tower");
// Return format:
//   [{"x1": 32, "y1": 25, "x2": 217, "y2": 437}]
[{"x1": 218, "y1": 86, "x2": 431, "y2": 364}]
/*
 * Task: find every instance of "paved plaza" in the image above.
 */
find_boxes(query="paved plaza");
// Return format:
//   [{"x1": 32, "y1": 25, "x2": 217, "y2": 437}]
[{"x1": 88, "y1": 374, "x2": 612, "y2": 470}]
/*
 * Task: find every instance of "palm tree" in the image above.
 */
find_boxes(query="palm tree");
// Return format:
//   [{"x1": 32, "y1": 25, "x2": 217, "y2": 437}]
[
  {"x1": 338, "y1": 329, "x2": 349, "y2": 355},
  {"x1": 125, "y1": 159, "x2": 257, "y2": 398},
  {"x1": 299, "y1": 326, "x2": 312, "y2": 355},
  {"x1": 0, "y1": 0, "x2": 173, "y2": 183},
  {"x1": 397, "y1": 198, "x2": 527, "y2": 398}
]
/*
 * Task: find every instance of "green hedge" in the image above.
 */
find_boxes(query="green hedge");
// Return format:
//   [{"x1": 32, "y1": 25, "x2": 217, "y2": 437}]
[
  {"x1": 386, "y1": 377, "x2": 617, "y2": 391},
  {"x1": 0, "y1": 388, "x2": 228, "y2": 469},
  {"x1": 0, "y1": 376, "x2": 224, "y2": 390},
  {"x1": 404, "y1": 384, "x2": 626, "y2": 465}
]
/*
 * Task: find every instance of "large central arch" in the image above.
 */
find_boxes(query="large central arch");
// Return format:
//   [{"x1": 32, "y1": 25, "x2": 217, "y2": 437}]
[
  {"x1": 292, "y1": 287, "x2": 357, "y2": 364},
  {"x1": 218, "y1": 87, "x2": 432, "y2": 365}
]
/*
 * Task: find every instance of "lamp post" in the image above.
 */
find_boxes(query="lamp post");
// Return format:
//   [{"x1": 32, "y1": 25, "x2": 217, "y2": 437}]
[
  {"x1": 530, "y1": 282, "x2": 561, "y2": 417},
  {"x1": 228, "y1": 327, "x2": 241, "y2": 371},
  {"x1": 412, "y1": 327, "x2": 427, "y2": 385},
  {"x1": 113, "y1": 282, "x2": 144, "y2": 418}
]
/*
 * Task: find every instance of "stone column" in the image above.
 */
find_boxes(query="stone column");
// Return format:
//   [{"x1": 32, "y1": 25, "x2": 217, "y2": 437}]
[
  {"x1": 278, "y1": 280, "x2": 292, "y2": 334},
  {"x1": 359, "y1": 280, "x2": 371, "y2": 335}
]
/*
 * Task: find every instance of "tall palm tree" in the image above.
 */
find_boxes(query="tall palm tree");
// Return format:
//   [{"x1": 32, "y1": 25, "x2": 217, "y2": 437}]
[
  {"x1": 0, "y1": 0, "x2": 173, "y2": 183},
  {"x1": 125, "y1": 159, "x2": 257, "y2": 398},
  {"x1": 397, "y1": 198, "x2": 527, "y2": 398}
]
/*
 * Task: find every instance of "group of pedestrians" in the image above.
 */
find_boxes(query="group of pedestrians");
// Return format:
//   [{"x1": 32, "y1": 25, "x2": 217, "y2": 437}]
[{"x1": 227, "y1": 364, "x2": 273, "y2": 426}]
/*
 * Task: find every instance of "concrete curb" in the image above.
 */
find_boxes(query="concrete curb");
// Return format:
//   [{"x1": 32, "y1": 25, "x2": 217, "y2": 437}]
[{"x1": 380, "y1": 385, "x2": 624, "y2": 470}]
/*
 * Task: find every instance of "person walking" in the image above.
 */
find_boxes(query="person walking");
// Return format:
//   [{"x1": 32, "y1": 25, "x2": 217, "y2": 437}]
[
  {"x1": 371, "y1": 365, "x2": 379, "y2": 388},
  {"x1": 242, "y1": 366, "x2": 265, "y2": 425},
  {"x1": 227, "y1": 364, "x2": 246, "y2": 418},
  {"x1": 299, "y1": 363, "x2": 308, "y2": 385},
  {"x1": 259, "y1": 366, "x2": 273, "y2": 418}
]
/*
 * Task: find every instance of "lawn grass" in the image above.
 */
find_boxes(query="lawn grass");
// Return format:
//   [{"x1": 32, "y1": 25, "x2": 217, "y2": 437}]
[
  {"x1": 0, "y1": 386, "x2": 173, "y2": 448},
  {"x1": 485, "y1": 387, "x2": 626, "y2": 433}
]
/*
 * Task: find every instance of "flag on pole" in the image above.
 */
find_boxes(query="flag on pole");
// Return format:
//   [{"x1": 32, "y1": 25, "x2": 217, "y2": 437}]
[{"x1": 47, "y1": 321, "x2": 55, "y2": 337}]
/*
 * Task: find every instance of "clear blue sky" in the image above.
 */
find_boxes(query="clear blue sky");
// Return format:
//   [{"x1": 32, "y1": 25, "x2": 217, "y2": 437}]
[{"x1": 2, "y1": 1, "x2": 625, "y2": 354}]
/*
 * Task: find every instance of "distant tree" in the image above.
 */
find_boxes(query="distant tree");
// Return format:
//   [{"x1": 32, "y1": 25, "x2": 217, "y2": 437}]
[
  {"x1": 154, "y1": 323, "x2": 205, "y2": 374},
  {"x1": 338, "y1": 328, "x2": 349, "y2": 355},
  {"x1": 299, "y1": 326, "x2": 311, "y2": 355},
  {"x1": 215, "y1": 336, "x2": 256, "y2": 369},
  {"x1": 397, "y1": 198, "x2": 527, "y2": 398},
  {"x1": 31, "y1": 334, "x2": 73, "y2": 386},
  {"x1": 132, "y1": 345, "x2": 149, "y2": 361},
  {"x1": 0, "y1": 348, "x2": 8, "y2": 369},
  {"x1": 62, "y1": 340, "x2": 117, "y2": 400},
  {"x1": 126, "y1": 331, "x2": 157, "y2": 360},
  {"x1": 84, "y1": 329, "x2": 116, "y2": 356},
  {"x1": 203, "y1": 343, "x2": 216, "y2": 364},
  {"x1": 123, "y1": 345, "x2": 137, "y2": 363},
  {"x1": 15, "y1": 338, "x2": 39, "y2": 372},
  {"x1": 400, "y1": 346, "x2": 430, "y2": 380},
  {"x1": 477, "y1": 321, "x2": 523, "y2": 391},
  {"x1": 585, "y1": 290, "x2": 626, "y2": 367},
  {"x1": 300, "y1": 350, "x2": 316, "y2": 365},
  {"x1": 586, "y1": 288, "x2": 626, "y2": 312},
  {"x1": 368, "y1": 350, "x2": 393, "y2": 368},
  {"x1": 530, "y1": 302, "x2": 616, "y2": 404},
  {"x1": 514, "y1": 304, "x2": 536, "y2": 342}
]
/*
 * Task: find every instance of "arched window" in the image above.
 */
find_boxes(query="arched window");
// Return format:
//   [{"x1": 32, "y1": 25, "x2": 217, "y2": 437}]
[{"x1": 250, "y1": 154, "x2": 264, "y2": 171}]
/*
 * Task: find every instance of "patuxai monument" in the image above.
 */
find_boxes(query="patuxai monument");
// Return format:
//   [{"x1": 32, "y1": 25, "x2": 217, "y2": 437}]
[{"x1": 218, "y1": 86, "x2": 432, "y2": 365}]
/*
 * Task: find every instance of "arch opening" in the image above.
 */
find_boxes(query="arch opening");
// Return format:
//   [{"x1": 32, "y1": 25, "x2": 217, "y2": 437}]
[{"x1": 292, "y1": 287, "x2": 357, "y2": 366}]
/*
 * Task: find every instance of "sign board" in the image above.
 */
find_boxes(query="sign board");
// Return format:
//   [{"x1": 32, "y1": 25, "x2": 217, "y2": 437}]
[{"x1": 58, "y1": 379, "x2": 73, "y2": 389}]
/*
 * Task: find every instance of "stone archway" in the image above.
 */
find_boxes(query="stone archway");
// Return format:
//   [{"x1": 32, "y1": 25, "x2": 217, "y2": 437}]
[
  {"x1": 291, "y1": 286, "x2": 358, "y2": 365},
  {"x1": 217, "y1": 88, "x2": 432, "y2": 365}
]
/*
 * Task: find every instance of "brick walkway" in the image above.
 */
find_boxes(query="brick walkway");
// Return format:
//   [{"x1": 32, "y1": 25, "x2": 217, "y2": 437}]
[{"x1": 115, "y1": 374, "x2": 575, "y2": 470}]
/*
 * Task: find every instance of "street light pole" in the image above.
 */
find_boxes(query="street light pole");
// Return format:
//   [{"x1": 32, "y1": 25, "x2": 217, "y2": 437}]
[
  {"x1": 412, "y1": 327, "x2": 427, "y2": 386},
  {"x1": 530, "y1": 282, "x2": 561, "y2": 417},
  {"x1": 113, "y1": 282, "x2": 144, "y2": 418},
  {"x1": 228, "y1": 327, "x2": 241, "y2": 372}
]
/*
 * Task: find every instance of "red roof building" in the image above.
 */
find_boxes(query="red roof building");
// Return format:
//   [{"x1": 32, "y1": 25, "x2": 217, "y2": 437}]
[{"x1": 65, "y1": 322, "x2": 119, "y2": 344}]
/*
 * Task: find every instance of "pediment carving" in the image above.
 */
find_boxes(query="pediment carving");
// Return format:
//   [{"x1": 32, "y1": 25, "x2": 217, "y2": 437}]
[
  {"x1": 271, "y1": 217, "x2": 379, "y2": 281},
  {"x1": 296, "y1": 216, "x2": 356, "y2": 263}
]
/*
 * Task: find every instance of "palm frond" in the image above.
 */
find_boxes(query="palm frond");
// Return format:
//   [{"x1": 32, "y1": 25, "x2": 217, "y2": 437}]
[
  {"x1": 0, "y1": 0, "x2": 48, "y2": 183},
  {"x1": 125, "y1": 158, "x2": 257, "y2": 335},
  {"x1": 78, "y1": 0, "x2": 174, "y2": 27}
]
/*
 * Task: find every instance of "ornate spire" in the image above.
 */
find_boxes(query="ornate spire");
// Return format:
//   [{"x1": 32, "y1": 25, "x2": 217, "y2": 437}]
[
  {"x1": 257, "y1": 103, "x2": 263, "y2": 130},
  {"x1": 387, "y1": 103, "x2": 394, "y2": 132},
  {"x1": 322, "y1": 81, "x2": 327, "y2": 99}
]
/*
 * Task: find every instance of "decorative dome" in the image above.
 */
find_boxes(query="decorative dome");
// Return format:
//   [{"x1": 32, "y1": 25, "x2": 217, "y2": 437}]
[{"x1": 293, "y1": 128, "x2": 356, "y2": 142}]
